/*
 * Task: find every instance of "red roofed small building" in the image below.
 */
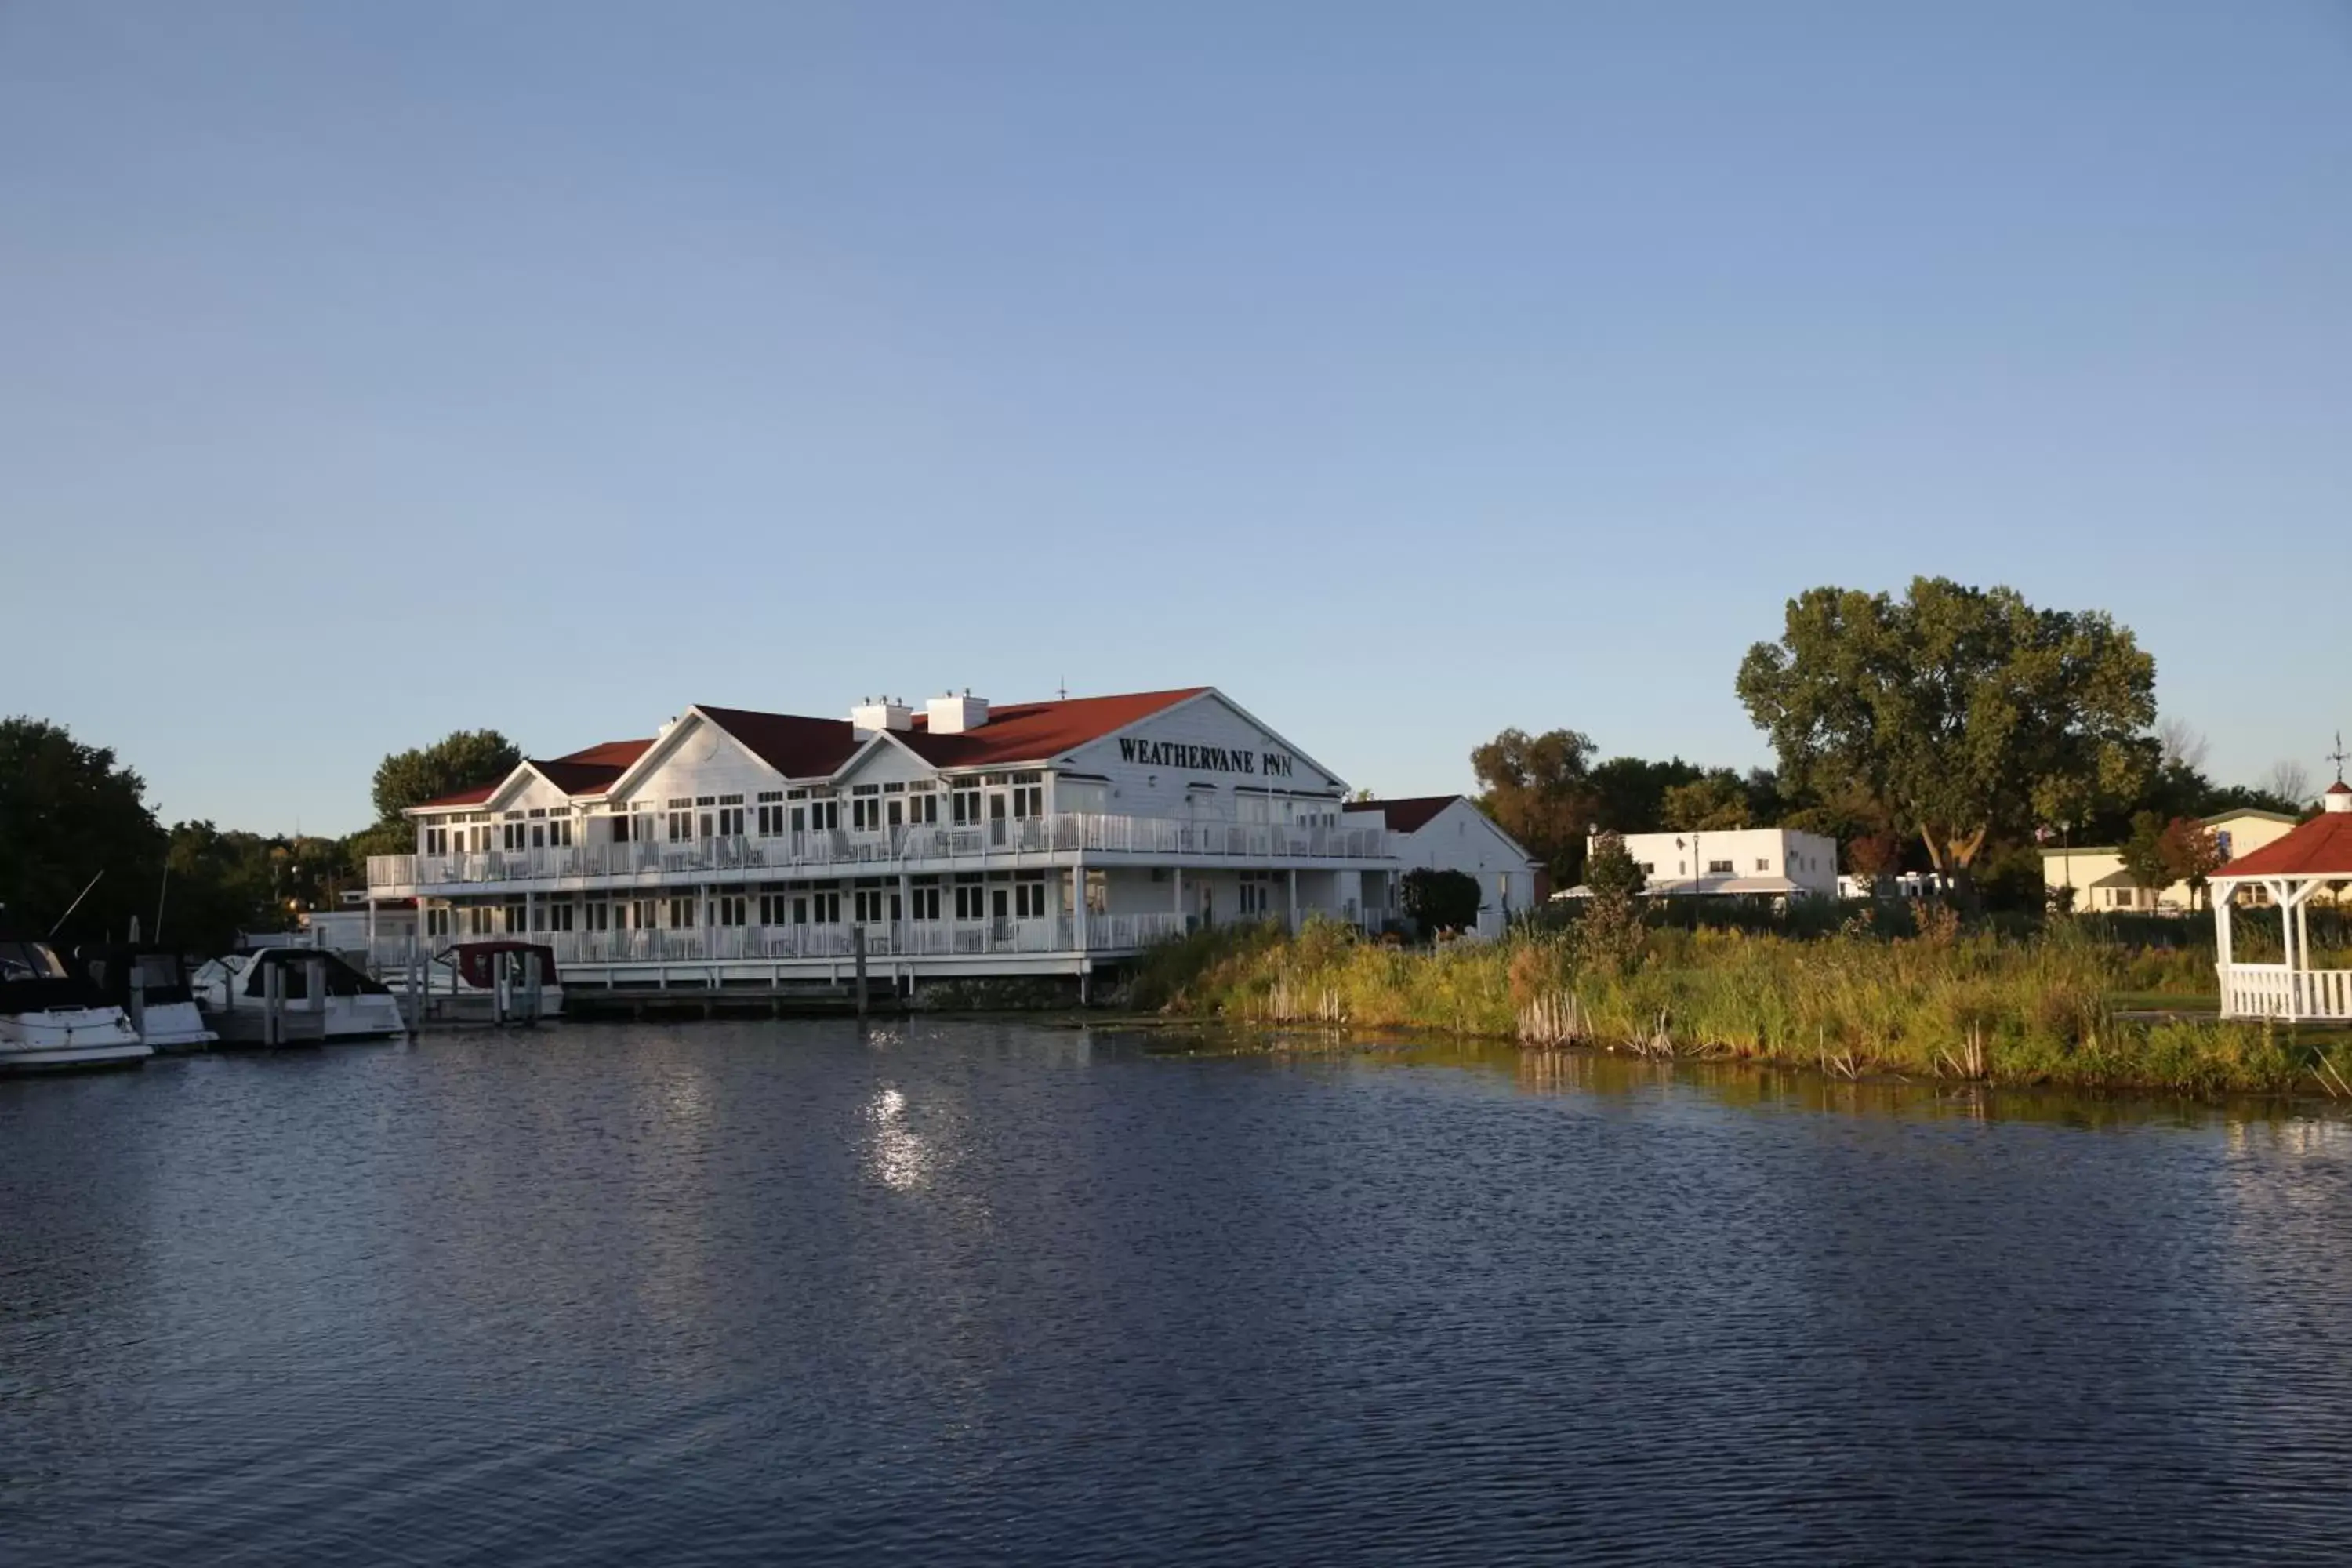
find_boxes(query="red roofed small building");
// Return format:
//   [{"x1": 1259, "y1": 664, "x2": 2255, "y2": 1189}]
[
  {"x1": 361, "y1": 687, "x2": 1399, "y2": 995},
  {"x1": 2209, "y1": 780, "x2": 2352, "y2": 1021}
]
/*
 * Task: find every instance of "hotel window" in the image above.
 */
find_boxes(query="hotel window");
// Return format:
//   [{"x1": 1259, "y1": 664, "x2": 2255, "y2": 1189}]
[
  {"x1": 757, "y1": 798, "x2": 787, "y2": 836},
  {"x1": 469, "y1": 906, "x2": 493, "y2": 935},
  {"x1": 666, "y1": 799, "x2": 694, "y2": 841},
  {"x1": 545, "y1": 902, "x2": 575, "y2": 933},
  {"x1": 423, "y1": 826, "x2": 448, "y2": 856},
  {"x1": 1756, "y1": 858, "x2": 1771, "y2": 873},
  {"x1": 854, "y1": 889, "x2": 896, "y2": 924},
  {"x1": 759, "y1": 893, "x2": 791, "y2": 926},
  {"x1": 714, "y1": 895, "x2": 746, "y2": 927},
  {"x1": 668, "y1": 895, "x2": 699, "y2": 928},
  {"x1": 1638, "y1": 862, "x2": 1655, "y2": 875},
  {"x1": 908, "y1": 886, "x2": 941, "y2": 921},
  {"x1": 1708, "y1": 859, "x2": 1733, "y2": 876},
  {"x1": 851, "y1": 793, "x2": 884, "y2": 832},
  {"x1": 1014, "y1": 882, "x2": 1047, "y2": 919},
  {"x1": 426, "y1": 908, "x2": 452, "y2": 937},
  {"x1": 585, "y1": 902, "x2": 610, "y2": 932},
  {"x1": 954, "y1": 883, "x2": 988, "y2": 921},
  {"x1": 807, "y1": 891, "x2": 841, "y2": 924},
  {"x1": 503, "y1": 901, "x2": 526, "y2": 931},
  {"x1": 547, "y1": 818, "x2": 573, "y2": 848},
  {"x1": 716, "y1": 802, "x2": 746, "y2": 837},
  {"x1": 1011, "y1": 776, "x2": 1044, "y2": 818},
  {"x1": 952, "y1": 786, "x2": 982, "y2": 825},
  {"x1": 630, "y1": 898, "x2": 658, "y2": 930},
  {"x1": 807, "y1": 799, "x2": 840, "y2": 832},
  {"x1": 906, "y1": 792, "x2": 939, "y2": 825},
  {"x1": 503, "y1": 822, "x2": 528, "y2": 851}
]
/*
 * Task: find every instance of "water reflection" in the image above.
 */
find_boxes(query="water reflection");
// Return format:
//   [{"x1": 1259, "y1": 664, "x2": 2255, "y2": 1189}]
[
  {"x1": 866, "y1": 1084, "x2": 930, "y2": 1191},
  {"x1": 9, "y1": 1022, "x2": 2352, "y2": 1566}
]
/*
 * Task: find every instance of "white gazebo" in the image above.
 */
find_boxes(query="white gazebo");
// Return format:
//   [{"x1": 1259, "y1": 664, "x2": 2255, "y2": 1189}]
[{"x1": 2209, "y1": 781, "x2": 2352, "y2": 1021}]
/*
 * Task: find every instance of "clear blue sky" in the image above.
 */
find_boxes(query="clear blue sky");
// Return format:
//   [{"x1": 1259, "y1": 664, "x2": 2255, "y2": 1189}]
[{"x1": 6, "y1": 2, "x2": 2349, "y2": 833}]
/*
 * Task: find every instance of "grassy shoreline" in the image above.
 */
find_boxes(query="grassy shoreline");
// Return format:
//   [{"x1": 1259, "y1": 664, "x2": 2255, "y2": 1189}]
[{"x1": 1127, "y1": 920, "x2": 2352, "y2": 1098}]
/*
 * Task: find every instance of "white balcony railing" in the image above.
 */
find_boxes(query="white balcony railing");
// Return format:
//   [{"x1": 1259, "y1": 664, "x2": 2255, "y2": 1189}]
[
  {"x1": 367, "y1": 912, "x2": 1193, "y2": 973},
  {"x1": 368, "y1": 813, "x2": 1389, "y2": 891},
  {"x1": 2220, "y1": 963, "x2": 2352, "y2": 1021}
]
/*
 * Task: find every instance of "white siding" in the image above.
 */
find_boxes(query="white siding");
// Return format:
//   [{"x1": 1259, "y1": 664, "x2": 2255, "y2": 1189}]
[
  {"x1": 1060, "y1": 692, "x2": 1347, "y2": 824},
  {"x1": 609, "y1": 715, "x2": 786, "y2": 810},
  {"x1": 1375, "y1": 800, "x2": 1539, "y2": 916}
]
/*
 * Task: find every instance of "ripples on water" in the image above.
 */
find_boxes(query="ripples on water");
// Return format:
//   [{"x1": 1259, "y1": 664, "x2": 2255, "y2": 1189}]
[{"x1": 5, "y1": 1023, "x2": 2352, "y2": 1566}]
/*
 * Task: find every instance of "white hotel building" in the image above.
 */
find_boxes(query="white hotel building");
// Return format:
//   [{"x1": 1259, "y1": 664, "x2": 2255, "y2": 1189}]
[{"x1": 363, "y1": 688, "x2": 1420, "y2": 992}]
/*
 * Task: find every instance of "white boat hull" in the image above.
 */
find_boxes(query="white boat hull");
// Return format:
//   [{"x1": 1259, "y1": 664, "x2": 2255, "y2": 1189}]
[
  {"x1": 0, "y1": 1006, "x2": 153, "y2": 1070},
  {"x1": 136, "y1": 1000, "x2": 218, "y2": 1050},
  {"x1": 208, "y1": 992, "x2": 407, "y2": 1045}
]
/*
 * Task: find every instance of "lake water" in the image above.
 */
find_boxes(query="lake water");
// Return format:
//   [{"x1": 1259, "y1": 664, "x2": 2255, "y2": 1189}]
[{"x1": 6, "y1": 1022, "x2": 2352, "y2": 1565}]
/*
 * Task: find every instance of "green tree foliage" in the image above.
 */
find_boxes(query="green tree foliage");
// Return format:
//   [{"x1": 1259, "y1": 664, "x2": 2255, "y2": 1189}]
[
  {"x1": 2119, "y1": 811, "x2": 2171, "y2": 898},
  {"x1": 0, "y1": 717, "x2": 167, "y2": 945},
  {"x1": 1575, "y1": 833, "x2": 1647, "y2": 973},
  {"x1": 1660, "y1": 770, "x2": 1752, "y2": 831},
  {"x1": 1586, "y1": 755, "x2": 1705, "y2": 833},
  {"x1": 1736, "y1": 578, "x2": 2157, "y2": 890},
  {"x1": 371, "y1": 730, "x2": 521, "y2": 823},
  {"x1": 1582, "y1": 832, "x2": 1646, "y2": 902},
  {"x1": 1471, "y1": 728, "x2": 1596, "y2": 887},
  {"x1": 1401, "y1": 868, "x2": 1483, "y2": 935}
]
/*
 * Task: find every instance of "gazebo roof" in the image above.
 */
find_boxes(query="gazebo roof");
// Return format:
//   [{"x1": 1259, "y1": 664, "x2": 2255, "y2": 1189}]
[{"x1": 2211, "y1": 785, "x2": 2352, "y2": 881}]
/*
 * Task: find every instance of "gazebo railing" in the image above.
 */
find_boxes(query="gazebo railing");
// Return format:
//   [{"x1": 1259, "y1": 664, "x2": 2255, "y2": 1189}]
[{"x1": 2219, "y1": 963, "x2": 2352, "y2": 1021}]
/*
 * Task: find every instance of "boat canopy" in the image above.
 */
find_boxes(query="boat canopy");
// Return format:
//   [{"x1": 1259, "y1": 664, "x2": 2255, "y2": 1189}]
[
  {"x1": 75, "y1": 945, "x2": 194, "y2": 1007},
  {"x1": 234, "y1": 948, "x2": 393, "y2": 999},
  {"x1": 0, "y1": 929, "x2": 103, "y2": 1014}
]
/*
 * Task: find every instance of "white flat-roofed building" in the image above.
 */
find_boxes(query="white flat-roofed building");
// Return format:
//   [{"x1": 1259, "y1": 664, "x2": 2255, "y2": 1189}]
[
  {"x1": 361, "y1": 687, "x2": 1396, "y2": 993},
  {"x1": 1581, "y1": 826, "x2": 1839, "y2": 901}
]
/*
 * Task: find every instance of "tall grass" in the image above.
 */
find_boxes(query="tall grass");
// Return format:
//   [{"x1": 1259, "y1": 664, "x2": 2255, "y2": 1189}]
[{"x1": 1134, "y1": 916, "x2": 2352, "y2": 1095}]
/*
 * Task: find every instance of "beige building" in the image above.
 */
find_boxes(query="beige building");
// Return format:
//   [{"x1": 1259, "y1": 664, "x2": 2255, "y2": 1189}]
[{"x1": 2040, "y1": 808, "x2": 2302, "y2": 913}]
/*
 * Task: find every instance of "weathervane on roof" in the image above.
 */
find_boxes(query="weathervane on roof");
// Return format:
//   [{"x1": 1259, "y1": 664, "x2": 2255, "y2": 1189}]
[{"x1": 2329, "y1": 730, "x2": 2349, "y2": 787}]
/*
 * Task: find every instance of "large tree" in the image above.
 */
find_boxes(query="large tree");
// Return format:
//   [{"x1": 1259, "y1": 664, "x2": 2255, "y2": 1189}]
[
  {"x1": 1660, "y1": 770, "x2": 1753, "y2": 831},
  {"x1": 1586, "y1": 754, "x2": 1706, "y2": 834},
  {"x1": 0, "y1": 717, "x2": 169, "y2": 945},
  {"x1": 1735, "y1": 579, "x2": 2156, "y2": 893},
  {"x1": 1471, "y1": 728, "x2": 1596, "y2": 887},
  {"x1": 371, "y1": 729, "x2": 522, "y2": 822}
]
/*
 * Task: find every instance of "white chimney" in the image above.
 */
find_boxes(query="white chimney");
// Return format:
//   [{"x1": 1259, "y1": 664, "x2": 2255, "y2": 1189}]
[
  {"x1": 927, "y1": 690, "x2": 989, "y2": 734},
  {"x1": 850, "y1": 697, "x2": 913, "y2": 735}
]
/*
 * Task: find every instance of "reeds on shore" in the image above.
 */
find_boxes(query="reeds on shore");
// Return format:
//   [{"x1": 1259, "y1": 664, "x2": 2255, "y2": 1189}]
[{"x1": 1127, "y1": 915, "x2": 2352, "y2": 1096}]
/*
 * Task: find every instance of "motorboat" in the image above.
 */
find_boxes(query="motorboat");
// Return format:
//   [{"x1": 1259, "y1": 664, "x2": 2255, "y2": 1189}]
[
  {"x1": 0, "y1": 927, "x2": 151, "y2": 1071},
  {"x1": 74, "y1": 942, "x2": 219, "y2": 1051},
  {"x1": 419, "y1": 941, "x2": 564, "y2": 1022},
  {"x1": 193, "y1": 946, "x2": 407, "y2": 1045}
]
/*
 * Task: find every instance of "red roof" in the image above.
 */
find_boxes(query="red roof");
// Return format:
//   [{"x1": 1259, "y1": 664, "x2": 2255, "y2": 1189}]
[
  {"x1": 533, "y1": 738, "x2": 652, "y2": 797},
  {"x1": 902, "y1": 688, "x2": 1207, "y2": 768},
  {"x1": 413, "y1": 738, "x2": 652, "y2": 810},
  {"x1": 699, "y1": 689, "x2": 1208, "y2": 776},
  {"x1": 415, "y1": 782, "x2": 499, "y2": 809},
  {"x1": 2213, "y1": 804, "x2": 2352, "y2": 880},
  {"x1": 696, "y1": 707, "x2": 866, "y2": 777},
  {"x1": 1343, "y1": 794, "x2": 1463, "y2": 834}
]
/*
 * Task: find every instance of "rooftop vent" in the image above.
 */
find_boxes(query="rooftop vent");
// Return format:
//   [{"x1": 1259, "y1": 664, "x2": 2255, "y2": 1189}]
[{"x1": 927, "y1": 691, "x2": 989, "y2": 734}]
